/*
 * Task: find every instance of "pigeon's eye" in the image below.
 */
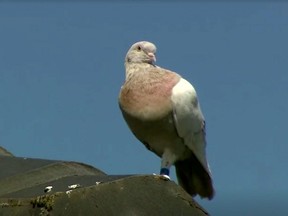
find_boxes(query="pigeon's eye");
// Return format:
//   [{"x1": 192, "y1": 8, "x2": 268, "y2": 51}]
[{"x1": 137, "y1": 46, "x2": 141, "y2": 51}]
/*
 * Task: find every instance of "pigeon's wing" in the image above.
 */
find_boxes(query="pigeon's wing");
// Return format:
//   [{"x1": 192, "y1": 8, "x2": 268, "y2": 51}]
[{"x1": 171, "y1": 78, "x2": 211, "y2": 175}]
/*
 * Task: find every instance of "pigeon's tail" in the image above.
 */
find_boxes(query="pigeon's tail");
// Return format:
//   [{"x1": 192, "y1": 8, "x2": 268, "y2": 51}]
[{"x1": 175, "y1": 154, "x2": 214, "y2": 200}]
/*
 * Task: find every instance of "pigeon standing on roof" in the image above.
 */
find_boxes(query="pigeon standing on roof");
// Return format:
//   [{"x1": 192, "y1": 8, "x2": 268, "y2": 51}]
[{"x1": 119, "y1": 41, "x2": 214, "y2": 199}]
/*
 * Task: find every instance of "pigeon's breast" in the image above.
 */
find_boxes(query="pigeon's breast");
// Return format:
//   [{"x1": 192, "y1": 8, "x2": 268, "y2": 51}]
[{"x1": 119, "y1": 68, "x2": 181, "y2": 121}]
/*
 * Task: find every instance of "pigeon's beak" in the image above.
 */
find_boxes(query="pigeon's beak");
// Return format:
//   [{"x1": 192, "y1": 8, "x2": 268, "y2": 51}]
[{"x1": 147, "y1": 52, "x2": 156, "y2": 63}]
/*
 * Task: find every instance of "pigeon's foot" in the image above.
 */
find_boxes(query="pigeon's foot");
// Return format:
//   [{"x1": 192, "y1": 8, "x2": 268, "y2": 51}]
[
  {"x1": 159, "y1": 174, "x2": 170, "y2": 181},
  {"x1": 153, "y1": 174, "x2": 171, "y2": 181}
]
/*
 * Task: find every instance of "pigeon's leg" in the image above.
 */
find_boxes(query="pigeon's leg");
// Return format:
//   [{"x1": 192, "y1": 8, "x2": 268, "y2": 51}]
[{"x1": 160, "y1": 149, "x2": 177, "y2": 180}]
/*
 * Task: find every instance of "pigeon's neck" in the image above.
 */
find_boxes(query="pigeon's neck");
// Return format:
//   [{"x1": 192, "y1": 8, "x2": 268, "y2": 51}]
[{"x1": 125, "y1": 62, "x2": 156, "y2": 80}]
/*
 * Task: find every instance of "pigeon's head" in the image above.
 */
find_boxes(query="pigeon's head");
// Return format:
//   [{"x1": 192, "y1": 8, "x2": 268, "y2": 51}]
[{"x1": 125, "y1": 41, "x2": 157, "y2": 65}]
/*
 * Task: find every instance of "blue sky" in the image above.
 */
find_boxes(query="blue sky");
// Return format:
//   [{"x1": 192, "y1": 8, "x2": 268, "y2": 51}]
[{"x1": 0, "y1": 2, "x2": 287, "y2": 215}]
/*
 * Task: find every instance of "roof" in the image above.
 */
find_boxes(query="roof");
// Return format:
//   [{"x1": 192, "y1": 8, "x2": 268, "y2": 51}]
[{"x1": 0, "y1": 146, "x2": 209, "y2": 216}]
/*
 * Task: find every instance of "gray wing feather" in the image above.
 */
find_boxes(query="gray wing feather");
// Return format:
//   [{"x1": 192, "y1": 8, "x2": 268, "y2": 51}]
[{"x1": 171, "y1": 78, "x2": 211, "y2": 175}]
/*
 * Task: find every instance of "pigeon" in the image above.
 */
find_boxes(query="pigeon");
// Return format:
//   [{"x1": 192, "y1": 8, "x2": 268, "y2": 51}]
[{"x1": 119, "y1": 41, "x2": 214, "y2": 199}]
